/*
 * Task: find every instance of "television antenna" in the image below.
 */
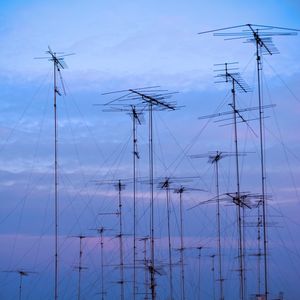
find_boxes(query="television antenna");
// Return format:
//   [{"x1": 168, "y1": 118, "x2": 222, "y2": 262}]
[
  {"x1": 35, "y1": 46, "x2": 74, "y2": 300},
  {"x1": 99, "y1": 103, "x2": 144, "y2": 300},
  {"x1": 102, "y1": 86, "x2": 178, "y2": 300},
  {"x1": 2, "y1": 269, "x2": 37, "y2": 300}
]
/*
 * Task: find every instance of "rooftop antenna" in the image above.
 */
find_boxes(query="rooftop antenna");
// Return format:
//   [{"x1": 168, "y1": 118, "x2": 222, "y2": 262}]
[
  {"x1": 210, "y1": 254, "x2": 216, "y2": 300},
  {"x1": 34, "y1": 46, "x2": 74, "y2": 300},
  {"x1": 159, "y1": 177, "x2": 174, "y2": 300},
  {"x1": 2, "y1": 270, "x2": 37, "y2": 300},
  {"x1": 100, "y1": 103, "x2": 143, "y2": 300},
  {"x1": 218, "y1": 63, "x2": 250, "y2": 300},
  {"x1": 90, "y1": 226, "x2": 112, "y2": 300},
  {"x1": 198, "y1": 24, "x2": 299, "y2": 300},
  {"x1": 114, "y1": 179, "x2": 126, "y2": 300},
  {"x1": 139, "y1": 236, "x2": 150, "y2": 300},
  {"x1": 197, "y1": 63, "x2": 252, "y2": 300},
  {"x1": 72, "y1": 235, "x2": 89, "y2": 300},
  {"x1": 191, "y1": 151, "x2": 237, "y2": 300},
  {"x1": 173, "y1": 184, "x2": 205, "y2": 300},
  {"x1": 102, "y1": 86, "x2": 177, "y2": 300},
  {"x1": 174, "y1": 186, "x2": 186, "y2": 300},
  {"x1": 190, "y1": 245, "x2": 210, "y2": 300}
]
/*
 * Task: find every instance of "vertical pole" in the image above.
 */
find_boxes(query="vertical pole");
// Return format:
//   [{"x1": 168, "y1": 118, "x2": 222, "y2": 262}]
[
  {"x1": 198, "y1": 247, "x2": 202, "y2": 300},
  {"x1": 215, "y1": 157, "x2": 224, "y2": 300},
  {"x1": 257, "y1": 203, "x2": 262, "y2": 295},
  {"x1": 143, "y1": 238, "x2": 149, "y2": 300},
  {"x1": 232, "y1": 79, "x2": 244, "y2": 300},
  {"x1": 255, "y1": 34, "x2": 268, "y2": 300},
  {"x1": 165, "y1": 180, "x2": 173, "y2": 300},
  {"x1": 149, "y1": 102, "x2": 155, "y2": 300},
  {"x1": 211, "y1": 255, "x2": 216, "y2": 300},
  {"x1": 77, "y1": 236, "x2": 83, "y2": 300},
  {"x1": 100, "y1": 229, "x2": 105, "y2": 300},
  {"x1": 19, "y1": 273, "x2": 23, "y2": 300},
  {"x1": 179, "y1": 190, "x2": 185, "y2": 300},
  {"x1": 54, "y1": 60, "x2": 59, "y2": 300},
  {"x1": 118, "y1": 180, "x2": 125, "y2": 300},
  {"x1": 133, "y1": 107, "x2": 137, "y2": 300}
]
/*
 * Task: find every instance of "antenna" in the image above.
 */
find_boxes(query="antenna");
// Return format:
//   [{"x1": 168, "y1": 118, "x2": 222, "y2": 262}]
[
  {"x1": 173, "y1": 186, "x2": 187, "y2": 300},
  {"x1": 159, "y1": 177, "x2": 174, "y2": 300},
  {"x1": 191, "y1": 151, "x2": 233, "y2": 300},
  {"x1": 2, "y1": 270, "x2": 37, "y2": 300},
  {"x1": 99, "y1": 103, "x2": 144, "y2": 300},
  {"x1": 35, "y1": 46, "x2": 74, "y2": 300},
  {"x1": 210, "y1": 254, "x2": 216, "y2": 300},
  {"x1": 139, "y1": 236, "x2": 150, "y2": 300},
  {"x1": 198, "y1": 24, "x2": 299, "y2": 300},
  {"x1": 72, "y1": 235, "x2": 89, "y2": 300},
  {"x1": 197, "y1": 62, "x2": 251, "y2": 300},
  {"x1": 115, "y1": 180, "x2": 126, "y2": 300},
  {"x1": 102, "y1": 86, "x2": 178, "y2": 300},
  {"x1": 90, "y1": 226, "x2": 112, "y2": 300}
]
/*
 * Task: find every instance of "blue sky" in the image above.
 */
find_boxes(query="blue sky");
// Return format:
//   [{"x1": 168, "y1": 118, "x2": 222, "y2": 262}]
[{"x1": 0, "y1": 1, "x2": 299, "y2": 299}]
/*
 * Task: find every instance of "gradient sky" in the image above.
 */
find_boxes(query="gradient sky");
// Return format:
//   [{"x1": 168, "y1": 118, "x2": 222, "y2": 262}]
[{"x1": 0, "y1": 1, "x2": 299, "y2": 299}]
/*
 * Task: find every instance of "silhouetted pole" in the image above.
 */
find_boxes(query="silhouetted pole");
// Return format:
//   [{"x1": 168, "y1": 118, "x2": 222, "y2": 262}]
[
  {"x1": 214, "y1": 154, "x2": 224, "y2": 300},
  {"x1": 197, "y1": 247, "x2": 203, "y2": 300},
  {"x1": 162, "y1": 178, "x2": 174, "y2": 300},
  {"x1": 116, "y1": 180, "x2": 125, "y2": 300},
  {"x1": 254, "y1": 32, "x2": 269, "y2": 300},
  {"x1": 76, "y1": 235, "x2": 87, "y2": 300},
  {"x1": 231, "y1": 79, "x2": 245, "y2": 300},
  {"x1": 132, "y1": 106, "x2": 140, "y2": 300},
  {"x1": 211, "y1": 254, "x2": 216, "y2": 300},
  {"x1": 175, "y1": 187, "x2": 186, "y2": 300},
  {"x1": 148, "y1": 101, "x2": 155, "y2": 300}
]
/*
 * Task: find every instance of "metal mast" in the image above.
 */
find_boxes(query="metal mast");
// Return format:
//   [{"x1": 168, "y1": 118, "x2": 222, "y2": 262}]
[
  {"x1": 211, "y1": 153, "x2": 224, "y2": 300},
  {"x1": 132, "y1": 105, "x2": 141, "y2": 300},
  {"x1": 102, "y1": 87, "x2": 177, "y2": 300},
  {"x1": 35, "y1": 46, "x2": 74, "y2": 300},
  {"x1": 216, "y1": 62, "x2": 250, "y2": 300},
  {"x1": 211, "y1": 254, "x2": 216, "y2": 300},
  {"x1": 73, "y1": 235, "x2": 88, "y2": 300},
  {"x1": 125, "y1": 88, "x2": 176, "y2": 300},
  {"x1": 115, "y1": 180, "x2": 126, "y2": 300},
  {"x1": 174, "y1": 186, "x2": 186, "y2": 300},
  {"x1": 160, "y1": 178, "x2": 174, "y2": 300}
]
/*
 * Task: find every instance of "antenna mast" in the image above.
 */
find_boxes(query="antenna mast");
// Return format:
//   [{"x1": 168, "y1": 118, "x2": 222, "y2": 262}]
[
  {"x1": 160, "y1": 178, "x2": 174, "y2": 300},
  {"x1": 35, "y1": 46, "x2": 74, "y2": 300},
  {"x1": 102, "y1": 86, "x2": 177, "y2": 300}
]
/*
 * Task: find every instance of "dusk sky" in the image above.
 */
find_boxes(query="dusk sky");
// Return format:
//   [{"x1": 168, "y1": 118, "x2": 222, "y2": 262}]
[{"x1": 0, "y1": 1, "x2": 300, "y2": 299}]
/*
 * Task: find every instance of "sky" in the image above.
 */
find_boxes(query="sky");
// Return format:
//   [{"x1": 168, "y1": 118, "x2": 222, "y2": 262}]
[{"x1": 0, "y1": 1, "x2": 300, "y2": 299}]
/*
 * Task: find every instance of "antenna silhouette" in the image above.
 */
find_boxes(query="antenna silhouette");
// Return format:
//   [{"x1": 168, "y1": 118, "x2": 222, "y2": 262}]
[
  {"x1": 103, "y1": 86, "x2": 177, "y2": 300},
  {"x1": 113, "y1": 180, "x2": 127, "y2": 300},
  {"x1": 139, "y1": 236, "x2": 150, "y2": 300},
  {"x1": 199, "y1": 24, "x2": 299, "y2": 300},
  {"x1": 173, "y1": 184, "x2": 204, "y2": 300},
  {"x1": 159, "y1": 177, "x2": 174, "y2": 300},
  {"x1": 191, "y1": 151, "x2": 235, "y2": 300},
  {"x1": 197, "y1": 63, "x2": 251, "y2": 300},
  {"x1": 90, "y1": 226, "x2": 112, "y2": 300},
  {"x1": 72, "y1": 235, "x2": 89, "y2": 300},
  {"x1": 100, "y1": 103, "x2": 143, "y2": 300},
  {"x1": 210, "y1": 254, "x2": 216, "y2": 300},
  {"x1": 35, "y1": 46, "x2": 74, "y2": 300},
  {"x1": 2, "y1": 270, "x2": 37, "y2": 300}
]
